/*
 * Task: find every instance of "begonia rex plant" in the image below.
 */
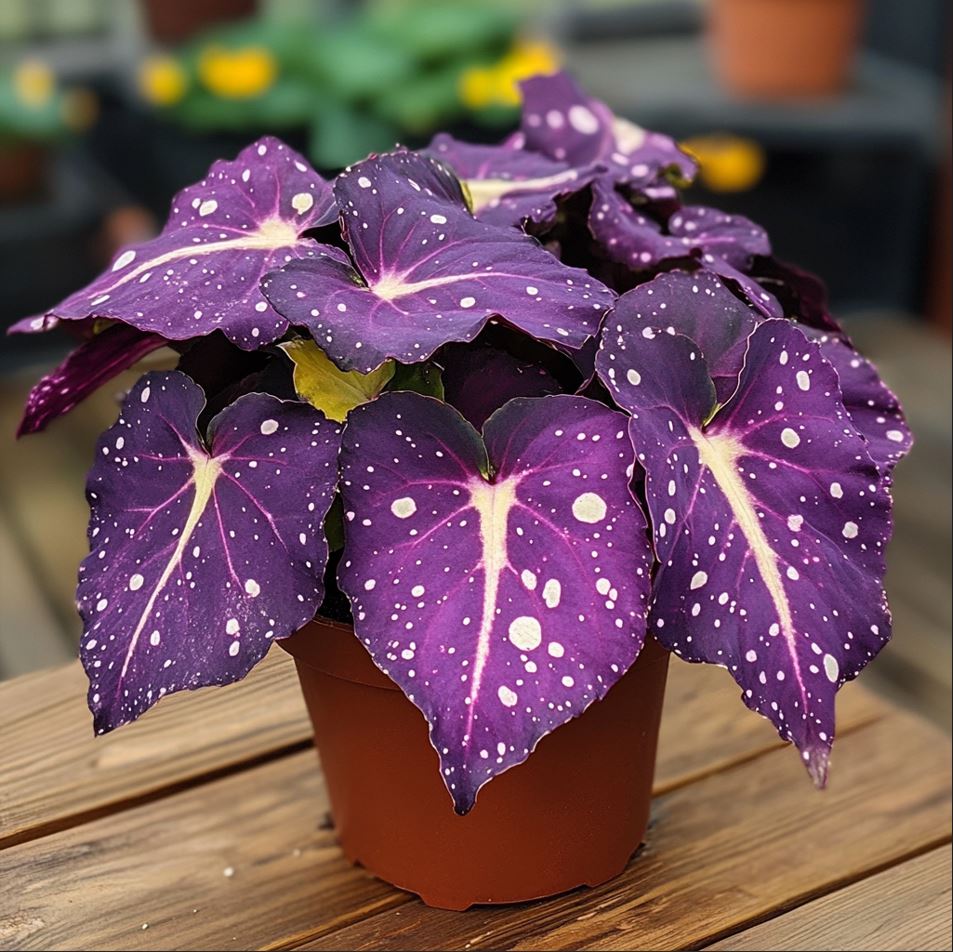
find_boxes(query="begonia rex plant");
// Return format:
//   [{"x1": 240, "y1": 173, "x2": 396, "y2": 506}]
[{"x1": 13, "y1": 73, "x2": 910, "y2": 815}]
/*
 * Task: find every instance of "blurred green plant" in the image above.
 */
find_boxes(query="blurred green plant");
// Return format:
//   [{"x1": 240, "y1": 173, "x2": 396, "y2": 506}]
[
  {"x1": 136, "y1": 0, "x2": 559, "y2": 169},
  {"x1": 1, "y1": 59, "x2": 96, "y2": 145}
]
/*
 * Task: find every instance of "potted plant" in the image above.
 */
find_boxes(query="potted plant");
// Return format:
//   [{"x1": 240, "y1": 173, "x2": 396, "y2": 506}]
[
  {"x1": 707, "y1": 0, "x2": 866, "y2": 98},
  {"x1": 11, "y1": 71, "x2": 910, "y2": 911}
]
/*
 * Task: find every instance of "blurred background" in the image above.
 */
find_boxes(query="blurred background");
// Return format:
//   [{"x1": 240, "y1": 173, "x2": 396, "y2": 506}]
[{"x1": 0, "y1": 0, "x2": 949, "y2": 727}]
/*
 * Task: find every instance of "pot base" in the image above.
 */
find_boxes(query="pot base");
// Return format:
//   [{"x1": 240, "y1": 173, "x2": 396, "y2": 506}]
[{"x1": 281, "y1": 619, "x2": 669, "y2": 910}]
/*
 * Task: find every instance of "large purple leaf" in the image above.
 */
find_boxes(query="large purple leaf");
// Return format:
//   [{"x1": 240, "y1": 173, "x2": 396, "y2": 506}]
[
  {"x1": 588, "y1": 179, "x2": 782, "y2": 317},
  {"x1": 338, "y1": 391, "x2": 653, "y2": 812},
  {"x1": 28, "y1": 138, "x2": 338, "y2": 351},
  {"x1": 612, "y1": 268, "x2": 911, "y2": 472},
  {"x1": 17, "y1": 324, "x2": 168, "y2": 436},
  {"x1": 426, "y1": 133, "x2": 600, "y2": 229},
  {"x1": 597, "y1": 319, "x2": 892, "y2": 784},
  {"x1": 752, "y1": 257, "x2": 844, "y2": 335},
  {"x1": 607, "y1": 269, "x2": 760, "y2": 404},
  {"x1": 809, "y1": 332, "x2": 913, "y2": 470},
  {"x1": 262, "y1": 151, "x2": 614, "y2": 374},
  {"x1": 519, "y1": 71, "x2": 696, "y2": 194},
  {"x1": 79, "y1": 371, "x2": 341, "y2": 732}
]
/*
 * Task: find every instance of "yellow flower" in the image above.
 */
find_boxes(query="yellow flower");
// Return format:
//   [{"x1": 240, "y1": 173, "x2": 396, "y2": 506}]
[
  {"x1": 14, "y1": 59, "x2": 55, "y2": 108},
  {"x1": 681, "y1": 134, "x2": 766, "y2": 193},
  {"x1": 138, "y1": 55, "x2": 188, "y2": 107},
  {"x1": 459, "y1": 66, "x2": 496, "y2": 110},
  {"x1": 198, "y1": 45, "x2": 277, "y2": 100},
  {"x1": 459, "y1": 39, "x2": 560, "y2": 111}
]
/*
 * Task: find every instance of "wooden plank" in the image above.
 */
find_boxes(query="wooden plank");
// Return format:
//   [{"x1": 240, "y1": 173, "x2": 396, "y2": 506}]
[
  {"x1": 0, "y1": 751, "x2": 404, "y2": 952},
  {"x1": 292, "y1": 712, "x2": 951, "y2": 952},
  {"x1": 0, "y1": 642, "x2": 883, "y2": 850},
  {"x1": 0, "y1": 648, "x2": 310, "y2": 849},
  {"x1": 704, "y1": 845, "x2": 952, "y2": 952}
]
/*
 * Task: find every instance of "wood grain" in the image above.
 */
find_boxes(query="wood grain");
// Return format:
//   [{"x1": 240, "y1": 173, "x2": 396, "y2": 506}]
[
  {"x1": 292, "y1": 712, "x2": 951, "y2": 952},
  {"x1": 705, "y1": 845, "x2": 952, "y2": 951},
  {"x1": 0, "y1": 648, "x2": 310, "y2": 849},
  {"x1": 0, "y1": 642, "x2": 882, "y2": 850},
  {"x1": 0, "y1": 751, "x2": 404, "y2": 952}
]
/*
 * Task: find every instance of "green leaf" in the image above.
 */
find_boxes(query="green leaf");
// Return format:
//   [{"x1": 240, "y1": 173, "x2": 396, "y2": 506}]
[
  {"x1": 387, "y1": 361, "x2": 445, "y2": 400},
  {"x1": 280, "y1": 339, "x2": 395, "y2": 422},
  {"x1": 308, "y1": 100, "x2": 399, "y2": 169}
]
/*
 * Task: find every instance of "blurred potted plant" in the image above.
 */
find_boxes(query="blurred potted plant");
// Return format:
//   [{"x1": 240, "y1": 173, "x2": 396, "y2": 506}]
[
  {"x1": 135, "y1": 1, "x2": 557, "y2": 176},
  {"x1": 708, "y1": 0, "x2": 865, "y2": 97},
  {"x1": 12, "y1": 73, "x2": 910, "y2": 911},
  {"x1": 0, "y1": 60, "x2": 95, "y2": 201}
]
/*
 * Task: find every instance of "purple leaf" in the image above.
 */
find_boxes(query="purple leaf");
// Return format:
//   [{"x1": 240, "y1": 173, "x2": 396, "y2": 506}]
[
  {"x1": 79, "y1": 371, "x2": 341, "y2": 733},
  {"x1": 611, "y1": 269, "x2": 911, "y2": 473},
  {"x1": 608, "y1": 269, "x2": 759, "y2": 404},
  {"x1": 338, "y1": 391, "x2": 653, "y2": 813},
  {"x1": 519, "y1": 71, "x2": 696, "y2": 194},
  {"x1": 588, "y1": 179, "x2": 782, "y2": 317},
  {"x1": 426, "y1": 132, "x2": 600, "y2": 228},
  {"x1": 262, "y1": 151, "x2": 614, "y2": 374},
  {"x1": 810, "y1": 333, "x2": 913, "y2": 470},
  {"x1": 17, "y1": 324, "x2": 168, "y2": 436},
  {"x1": 29, "y1": 138, "x2": 338, "y2": 351},
  {"x1": 597, "y1": 319, "x2": 892, "y2": 784},
  {"x1": 439, "y1": 342, "x2": 562, "y2": 428},
  {"x1": 752, "y1": 257, "x2": 844, "y2": 335}
]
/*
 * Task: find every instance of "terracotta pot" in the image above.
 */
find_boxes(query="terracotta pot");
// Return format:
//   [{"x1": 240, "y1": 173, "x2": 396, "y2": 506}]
[
  {"x1": 708, "y1": 0, "x2": 864, "y2": 98},
  {"x1": 281, "y1": 617, "x2": 670, "y2": 910}
]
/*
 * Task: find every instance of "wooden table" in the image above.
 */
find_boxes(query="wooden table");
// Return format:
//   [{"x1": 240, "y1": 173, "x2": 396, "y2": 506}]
[{"x1": 0, "y1": 647, "x2": 949, "y2": 952}]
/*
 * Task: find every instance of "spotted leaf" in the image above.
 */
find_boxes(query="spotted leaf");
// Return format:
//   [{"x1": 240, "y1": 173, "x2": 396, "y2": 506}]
[
  {"x1": 261, "y1": 151, "x2": 614, "y2": 374},
  {"x1": 597, "y1": 319, "x2": 892, "y2": 784},
  {"x1": 588, "y1": 179, "x2": 781, "y2": 317},
  {"x1": 17, "y1": 324, "x2": 168, "y2": 436},
  {"x1": 426, "y1": 132, "x2": 600, "y2": 228},
  {"x1": 605, "y1": 270, "x2": 759, "y2": 404},
  {"x1": 338, "y1": 392, "x2": 653, "y2": 813},
  {"x1": 609, "y1": 268, "x2": 911, "y2": 472},
  {"x1": 279, "y1": 339, "x2": 395, "y2": 422},
  {"x1": 519, "y1": 71, "x2": 696, "y2": 195},
  {"x1": 28, "y1": 138, "x2": 338, "y2": 351},
  {"x1": 79, "y1": 371, "x2": 341, "y2": 732},
  {"x1": 809, "y1": 333, "x2": 913, "y2": 470}
]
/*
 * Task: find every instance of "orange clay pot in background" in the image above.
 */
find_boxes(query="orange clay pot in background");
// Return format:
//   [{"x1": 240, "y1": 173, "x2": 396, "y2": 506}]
[
  {"x1": 708, "y1": 0, "x2": 865, "y2": 98},
  {"x1": 280, "y1": 617, "x2": 670, "y2": 910}
]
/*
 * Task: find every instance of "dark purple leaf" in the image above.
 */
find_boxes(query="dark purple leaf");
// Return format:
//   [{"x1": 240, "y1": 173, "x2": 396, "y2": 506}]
[
  {"x1": 17, "y1": 324, "x2": 168, "y2": 436},
  {"x1": 752, "y1": 257, "x2": 844, "y2": 335},
  {"x1": 426, "y1": 132, "x2": 600, "y2": 228},
  {"x1": 810, "y1": 332, "x2": 913, "y2": 470},
  {"x1": 519, "y1": 71, "x2": 696, "y2": 194},
  {"x1": 607, "y1": 270, "x2": 760, "y2": 404},
  {"x1": 597, "y1": 319, "x2": 892, "y2": 784},
  {"x1": 26, "y1": 138, "x2": 339, "y2": 351},
  {"x1": 588, "y1": 179, "x2": 782, "y2": 317},
  {"x1": 79, "y1": 371, "x2": 341, "y2": 733},
  {"x1": 262, "y1": 151, "x2": 614, "y2": 374},
  {"x1": 439, "y1": 342, "x2": 562, "y2": 428},
  {"x1": 338, "y1": 391, "x2": 653, "y2": 812}
]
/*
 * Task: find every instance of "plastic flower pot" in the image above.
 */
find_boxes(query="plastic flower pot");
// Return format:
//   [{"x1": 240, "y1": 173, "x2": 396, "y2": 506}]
[
  {"x1": 708, "y1": 0, "x2": 864, "y2": 98},
  {"x1": 281, "y1": 617, "x2": 670, "y2": 910}
]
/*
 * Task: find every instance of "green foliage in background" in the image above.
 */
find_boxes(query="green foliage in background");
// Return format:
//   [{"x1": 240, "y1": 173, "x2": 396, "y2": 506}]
[{"x1": 137, "y1": 0, "x2": 554, "y2": 170}]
